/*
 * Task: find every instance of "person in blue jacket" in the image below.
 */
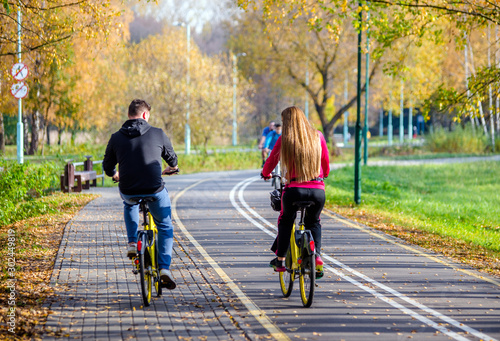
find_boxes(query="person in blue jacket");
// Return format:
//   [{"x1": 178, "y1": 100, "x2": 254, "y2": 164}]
[
  {"x1": 259, "y1": 121, "x2": 275, "y2": 167},
  {"x1": 264, "y1": 123, "x2": 282, "y2": 153}
]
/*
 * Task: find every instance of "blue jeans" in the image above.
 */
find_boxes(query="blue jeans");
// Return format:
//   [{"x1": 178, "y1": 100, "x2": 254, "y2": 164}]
[{"x1": 120, "y1": 188, "x2": 174, "y2": 270}]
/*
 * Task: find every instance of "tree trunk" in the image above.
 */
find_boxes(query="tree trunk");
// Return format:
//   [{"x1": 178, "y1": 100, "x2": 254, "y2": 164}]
[
  {"x1": 23, "y1": 115, "x2": 29, "y2": 155},
  {"x1": 58, "y1": 127, "x2": 63, "y2": 145},
  {"x1": 323, "y1": 123, "x2": 334, "y2": 144},
  {"x1": 46, "y1": 125, "x2": 51, "y2": 145},
  {"x1": 40, "y1": 120, "x2": 47, "y2": 156},
  {"x1": 28, "y1": 110, "x2": 41, "y2": 155},
  {"x1": 0, "y1": 113, "x2": 5, "y2": 155},
  {"x1": 478, "y1": 102, "x2": 489, "y2": 136}
]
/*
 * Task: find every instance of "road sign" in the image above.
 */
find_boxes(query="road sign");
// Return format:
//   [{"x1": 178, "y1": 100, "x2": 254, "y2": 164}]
[
  {"x1": 10, "y1": 82, "x2": 29, "y2": 99},
  {"x1": 11, "y1": 62, "x2": 29, "y2": 81}
]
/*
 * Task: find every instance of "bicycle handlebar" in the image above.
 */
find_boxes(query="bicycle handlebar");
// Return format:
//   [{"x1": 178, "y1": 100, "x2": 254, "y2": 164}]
[
  {"x1": 112, "y1": 168, "x2": 180, "y2": 183},
  {"x1": 163, "y1": 168, "x2": 180, "y2": 175}
]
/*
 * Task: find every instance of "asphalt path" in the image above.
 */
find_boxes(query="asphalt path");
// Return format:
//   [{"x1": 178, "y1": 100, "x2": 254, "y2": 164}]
[{"x1": 166, "y1": 169, "x2": 500, "y2": 341}]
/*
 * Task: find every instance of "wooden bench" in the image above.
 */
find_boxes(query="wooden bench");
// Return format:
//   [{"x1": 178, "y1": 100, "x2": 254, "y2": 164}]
[{"x1": 60, "y1": 156, "x2": 104, "y2": 193}]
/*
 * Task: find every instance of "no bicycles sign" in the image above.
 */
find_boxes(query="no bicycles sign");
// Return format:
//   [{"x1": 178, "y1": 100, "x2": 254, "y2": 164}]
[
  {"x1": 10, "y1": 63, "x2": 29, "y2": 81},
  {"x1": 10, "y1": 82, "x2": 29, "y2": 99},
  {"x1": 10, "y1": 62, "x2": 29, "y2": 99}
]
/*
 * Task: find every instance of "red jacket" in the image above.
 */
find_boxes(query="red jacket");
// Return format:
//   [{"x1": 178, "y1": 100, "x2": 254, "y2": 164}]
[{"x1": 262, "y1": 131, "x2": 330, "y2": 190}]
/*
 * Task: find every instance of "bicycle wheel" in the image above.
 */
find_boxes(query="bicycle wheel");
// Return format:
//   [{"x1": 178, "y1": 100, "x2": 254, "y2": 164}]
[
  {"x1": 299, "y1": 253, "x2": 315, "y2": 308},
  {"x1": 153, "y1": 234, "x2": 162, "y2": 297},
  {"x1": 138, "y1": 237, "x2": 153, "y2": 306},
  {"x1": 279, "y1": 247, "x2": 293, "y2": 297}
]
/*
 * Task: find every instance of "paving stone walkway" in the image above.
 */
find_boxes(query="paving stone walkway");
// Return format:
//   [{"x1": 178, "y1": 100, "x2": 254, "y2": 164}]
[{"x1": 41, "y1": 187, "x2": 251, "y2": 341}]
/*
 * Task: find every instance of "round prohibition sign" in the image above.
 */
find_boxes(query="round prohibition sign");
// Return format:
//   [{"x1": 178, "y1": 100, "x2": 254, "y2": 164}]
[
  {"x1": 10, "y1": 63, "x2": 29, "y2": 81},
  {"x1": 10, "y1": 82, "x2": 29, "y2": 99}
]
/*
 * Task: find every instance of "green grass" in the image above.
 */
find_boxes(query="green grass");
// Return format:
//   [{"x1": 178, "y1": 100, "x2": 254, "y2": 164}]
[
  {"x1": 325, "y1": 161, "x2": 500, "y2": 253},
  {"x1": 177, "y1": 150, "x2": 261, "y2": 174}
]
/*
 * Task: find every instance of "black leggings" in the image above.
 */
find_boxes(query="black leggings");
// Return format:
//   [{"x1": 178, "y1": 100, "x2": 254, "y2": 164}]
[{"x1": 271, "y1": 186, "x2": 325, "y2": 257}]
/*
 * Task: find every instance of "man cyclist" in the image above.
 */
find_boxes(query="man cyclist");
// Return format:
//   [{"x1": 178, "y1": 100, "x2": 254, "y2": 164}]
[
  {"x1": 263, "y1": 123, "x2": 281, "y2": 153},
  {"x1": 264, "y1": 123, "x2": 282, "y2": 180},
  {"x1": 258, "y1": 121, "x2": 275, "y2": 167},
  {"x1": 103, "y1": 99, "x2": 178, "y2": 290}
]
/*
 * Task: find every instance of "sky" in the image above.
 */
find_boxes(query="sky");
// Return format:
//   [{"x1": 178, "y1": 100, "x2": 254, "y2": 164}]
[{"x1": 138, "y1": 0, "x2": 241, "y2": 34}]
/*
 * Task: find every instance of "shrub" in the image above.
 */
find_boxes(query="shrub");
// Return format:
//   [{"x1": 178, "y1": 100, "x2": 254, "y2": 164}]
[
  {"x1": 425, "y1": 126, "x2": 488, "y2": 154},
  {"x1": 0, "y1": 160, "x2": 59, "y2": 226}
]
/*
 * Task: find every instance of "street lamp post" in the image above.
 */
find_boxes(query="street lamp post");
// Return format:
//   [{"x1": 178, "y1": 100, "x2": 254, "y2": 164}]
[
  {"x1": 232, "y1": 52, "x2": 246, "y2": 146},
  {"x1": 400, "y1": 80, "x2": 404, "y2": 144},
  {"x1": 305, "y1": 69, "x2": 309, "y2": 119},
  {"x1": 408, "y1": 97, "x2": 413, "y2": 141},
  {"x1": 388, "y1": 106, "x2": 393, "y2": 146},
  {"x1": 363, "y1": 8, "x2": 370, "y2": 166},
  {"x1": 379, "y1": 107, "x2": 383, "y2": 137},
  {"x1": 174, "y1": 21, "x2": 191, "y2": 155},
  {"x1": 344, "y1": 71, "x2": 349, "y2": 146},
  {"x1": 185, "y1": 23, "x2": 191, "y2": 155},
  {"x1": 354, "y1": 2, "x2": 363, "y2": 204}
]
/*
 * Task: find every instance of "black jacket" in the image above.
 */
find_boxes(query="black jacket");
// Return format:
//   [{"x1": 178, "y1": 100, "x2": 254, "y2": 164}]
[{"x1": 103, "y1": 119, "x2": 178, "y2": 195}]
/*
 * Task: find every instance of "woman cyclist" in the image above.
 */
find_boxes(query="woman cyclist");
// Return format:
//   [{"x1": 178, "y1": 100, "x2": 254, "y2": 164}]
[{"x1": 261, "y1": 106, "x2": 330, "y2": 276}]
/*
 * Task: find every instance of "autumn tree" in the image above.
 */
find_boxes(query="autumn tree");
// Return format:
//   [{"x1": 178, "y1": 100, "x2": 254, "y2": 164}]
[
  {"x1": 230, "y1": 4, "x2": 382, "y2": 142},
  {"x1": 237, "y1": 0, "x2": 500, "y2": 123},
  {"x1": 0, "y1": 0, "x2": 128, "y2": 154},
  {"x1": 125, "y1": 26, "x2": 254, "y2": 148}
]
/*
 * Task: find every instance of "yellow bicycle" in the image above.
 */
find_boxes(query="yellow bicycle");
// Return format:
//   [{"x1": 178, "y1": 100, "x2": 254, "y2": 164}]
[
  {"x1": 279, "y1": 201, "x2": 316, "y2": 307},
  {"x1": 270, "y1": 174, "x2": 316, "y2": 307},
  {"x1": 130, "y1": 198, "x2": 162, "y2": 306}
]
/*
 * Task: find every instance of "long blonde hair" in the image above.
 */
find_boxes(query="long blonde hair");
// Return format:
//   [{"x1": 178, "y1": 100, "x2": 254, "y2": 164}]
[{"x1": 280, "y1": 106, "x2": 321, "y2": 183}]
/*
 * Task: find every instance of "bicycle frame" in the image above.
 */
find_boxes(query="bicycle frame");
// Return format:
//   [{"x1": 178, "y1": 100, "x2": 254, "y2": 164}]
[
  {"x1": 132, "y1": 200, "x2": 162, "y2": 306},
  {"x1": 289, "y1": 208, "x2": 315, "y2": 275},
  {"x1": 279, "y1": 203, "x2": 316, "y2": 307},
  {"x1": 137, "y1": 210, "x2": 158, "y2": 269},
  {"x1": 289, "y1": 222, "x2": 300, "y2": 272}
]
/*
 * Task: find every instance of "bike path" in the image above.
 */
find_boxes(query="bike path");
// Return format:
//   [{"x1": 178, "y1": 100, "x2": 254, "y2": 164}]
[
  {"x1": 175, "y1": 172, "x2": 500, "y2": 341},
  {"x1": 41, "y1": 175, "x2": 255, "y2": 340},
  {"x1": 41, "y1": 167, "x2": 500, "y2": 340}
]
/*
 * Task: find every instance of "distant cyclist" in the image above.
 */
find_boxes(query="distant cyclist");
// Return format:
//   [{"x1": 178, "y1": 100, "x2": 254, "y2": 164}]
[
  {"x1": 264, "y1": 123, "x2": 282, "y2": 182},
  {"x1": 263, "y1": 123, "x2": 282, "y2": 154},
  {"x1": 261, "y1": 106, "x2": 330, "y2": 275},
  {"x1": 258, "y1": 121, "x2": 275, "y2": 167},
  {"x1": 103, "y1": 99, "x2": 179, "y2": 289}
]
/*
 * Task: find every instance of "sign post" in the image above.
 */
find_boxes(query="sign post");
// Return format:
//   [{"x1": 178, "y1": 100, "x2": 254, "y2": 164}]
[{"x1": 16, "y1": 7, "x2": 24, "y2": 164}]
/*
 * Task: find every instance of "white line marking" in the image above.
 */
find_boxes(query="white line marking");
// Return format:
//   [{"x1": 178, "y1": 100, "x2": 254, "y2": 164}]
[
  {"x1": 173, "y1": 178, "x2": 290, "y2": 341},
  {"x1": 323, "y1": 211, "x2": 500, "y2": 287},
  {"x1": 230, "y1": 176, "x2": 497, "y2": 341},
  {"x1": 238, "y1": 178, "x2": 276, "y2": 229},
  {"x1": 229, "y1": 177, "x2": 276, "y2": 237}
]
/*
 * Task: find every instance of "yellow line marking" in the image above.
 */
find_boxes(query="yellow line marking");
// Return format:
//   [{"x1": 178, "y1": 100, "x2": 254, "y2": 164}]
[
  {"x1": 323, "y1": 210, "x2": 500, "y2": 287},
  {"x1": 171, "y1": 178, "x2": 290, "y2": 341}
]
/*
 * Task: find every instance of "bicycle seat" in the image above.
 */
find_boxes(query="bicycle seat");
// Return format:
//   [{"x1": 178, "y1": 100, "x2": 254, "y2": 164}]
[
  {"x1": 129, "y1": 197, "x2": 156, "y2": 204},
  {"x1": 293, "y1": 201, "x2": 315, "y2": 208}
]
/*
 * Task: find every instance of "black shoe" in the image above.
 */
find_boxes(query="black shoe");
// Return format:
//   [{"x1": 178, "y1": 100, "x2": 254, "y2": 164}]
[{"x1": 269, "y1": 257, "x2": 286, "y2": 272}]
